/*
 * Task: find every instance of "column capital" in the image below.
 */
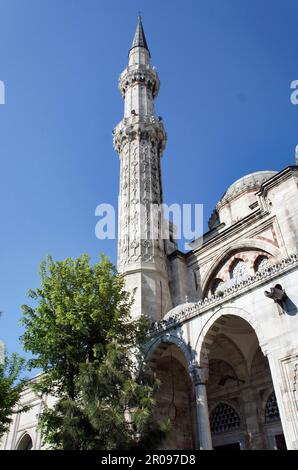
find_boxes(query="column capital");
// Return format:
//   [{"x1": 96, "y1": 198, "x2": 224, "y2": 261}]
[{"x1": 189, "y1": 363, "x2": 209, "y2": 386}]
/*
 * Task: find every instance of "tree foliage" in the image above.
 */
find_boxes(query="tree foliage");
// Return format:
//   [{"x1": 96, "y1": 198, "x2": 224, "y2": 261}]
[
  {"x1": 0, "y1": 352, "x2": 27, "y2": 439},
  {"x1": 21, "y1": 254, "x2": 169, "y2": 449}
]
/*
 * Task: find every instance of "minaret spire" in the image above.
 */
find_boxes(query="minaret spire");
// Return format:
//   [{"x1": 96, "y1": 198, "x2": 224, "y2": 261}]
[
  {"x1": 113, "y1": 18, "x2": 172, "y2": 320},
  {"x1": 130, "y1": 16, "x2": 150, "y2": 53}
]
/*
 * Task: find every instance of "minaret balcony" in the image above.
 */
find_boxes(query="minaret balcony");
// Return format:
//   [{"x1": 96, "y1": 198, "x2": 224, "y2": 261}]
[
  {"x1": 113, "y1": 115, "x2": 167, "y2": 154},
  {"x1": 119, "y1": 67, "x2": 160, "y2": 98}
]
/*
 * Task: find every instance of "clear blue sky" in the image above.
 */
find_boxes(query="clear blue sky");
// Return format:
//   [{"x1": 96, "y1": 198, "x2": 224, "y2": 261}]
[{"x1": 0, "y1": 0, "x2": 297, "y2": 363}]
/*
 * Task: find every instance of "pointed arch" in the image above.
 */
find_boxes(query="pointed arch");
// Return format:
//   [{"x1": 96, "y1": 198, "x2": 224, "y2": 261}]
[
  {"x1": 195, "y1": 306, "x2": 266, "y2": 366},
  {"x1": 254, "y1": 254, "x2": 270, "y2": 273},
  {"x1": 201, "y1": 239, "x2": 281, "y2": 297},
  {"x1": 264, "y1": 391, "x2": 280, "y2": 423},
  {"x1": 208, "y1": 333, "x2": 249, "y2": 379},
  {"x1": 16, "y1": 432, "x2": 33, "y2": 450},
  {"x1": 146, "y1": 331, "x2": 194, "y2": 368}
]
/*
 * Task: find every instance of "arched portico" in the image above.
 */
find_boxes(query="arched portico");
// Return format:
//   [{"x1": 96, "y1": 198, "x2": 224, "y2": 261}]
[
  {"x1": 195, "y1": 306, "x2": 266, "y2": 365},
  {"x1": 146, "y1": 333, "x2": 198, "y2": 449},
  {"x1": 146, "y1": 332, "x2": 194, "y2": 368},
  {"x1": 194, "y1": 310, "x2": 286, "y2": 450}
]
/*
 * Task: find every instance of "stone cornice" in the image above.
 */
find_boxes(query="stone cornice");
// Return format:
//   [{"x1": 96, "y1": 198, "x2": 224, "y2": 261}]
[
  {"x1": 187, "y1": 208, "x2": 264, "y2": 260},
  {"x1": 256, "y1": 166, "x2": 297, "y2": 197},
  {"x1": 113, "y1": 115, "x2": 167, "y2": 154},
  {"x1": 187, "y1": 214, "x2": 279, "y2": 269},
  {"x1": 150, "y1": 253, "x2": 298, "y2": 335},
  {"x1": 119, "y1": 66, "x2": 160, "y2": 98},
  {"x1": 167, "y1": 249, "x2": 187, "y2": 262}
]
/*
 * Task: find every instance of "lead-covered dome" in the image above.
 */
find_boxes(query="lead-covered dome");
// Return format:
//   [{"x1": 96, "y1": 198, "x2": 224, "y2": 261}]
[
  {"x1": 218, "y1": 171, "x2": 277, "y2": 207},
  {"x1": 209, "y1": 171, "x2": 277, "y2": 230}
]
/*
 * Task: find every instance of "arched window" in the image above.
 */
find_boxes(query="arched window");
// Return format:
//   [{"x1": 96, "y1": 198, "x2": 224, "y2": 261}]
[
  {"x1": 211, "y1": 278, "x2": 224, "y2": 296},
  {"x1": 210, "y1": 403, "x2": 241, "y2": 434},
  {"x1": 229, "y1": 259, "x2": 248, "y2": 282},
  {"x1": 16, "y1": 433, "x2": 33, "y2": 450},
  {"x1": 254, "y1": 255, "x2": 270, "y2": 273},
  {"x1": 265, "y1": 392, "x2": 280, "y2": 423}
]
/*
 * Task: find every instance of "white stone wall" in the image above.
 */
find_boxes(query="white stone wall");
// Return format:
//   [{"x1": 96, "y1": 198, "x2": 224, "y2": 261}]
[
  {"x1": 150, "y1": 260, "x2": 298, "y2": 449},
  {"x1": 2, "y1": 257, "x2": 298, "y2": 450},
  {"x1": 169, "y1": 167, "x2": 298, "y2": 310}
]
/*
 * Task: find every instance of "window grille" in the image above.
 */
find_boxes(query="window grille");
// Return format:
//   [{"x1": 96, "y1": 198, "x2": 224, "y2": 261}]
[
  {"x1": 254, "y1": 255, "x2": 270, "y2": 273},
  {"x1": 210, "y1": 403, "x2": 241, "y2": 434},
  {"x1": 230, "y1": 259, "x2": 248, "y2": 281},
  {"x1": 265, "y1": 392, "x2": 280, "y2": 422}
]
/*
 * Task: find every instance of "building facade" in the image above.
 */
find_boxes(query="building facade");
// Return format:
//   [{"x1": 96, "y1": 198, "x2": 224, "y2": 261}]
[{"x1": 1, "y1": 17, "x2": 298, "y2": 450}]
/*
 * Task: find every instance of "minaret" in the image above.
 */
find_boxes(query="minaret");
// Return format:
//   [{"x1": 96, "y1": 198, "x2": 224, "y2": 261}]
[{"x1": 113, "y1": 17, "x2": 172, "y2": 320}]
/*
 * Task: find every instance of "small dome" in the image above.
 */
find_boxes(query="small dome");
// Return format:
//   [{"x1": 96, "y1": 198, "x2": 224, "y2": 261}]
[
  {"x1": 163, "y1": 302, "x2": 197, "y2": 320},
  {"x1": 209, "y1": 170, "x2": 278, "y2": 229},
  {"x1": 217, "y1": 171, "x2": 277, "y2": 208}
]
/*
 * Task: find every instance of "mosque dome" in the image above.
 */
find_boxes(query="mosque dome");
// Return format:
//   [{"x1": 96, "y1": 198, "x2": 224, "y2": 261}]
[
  {"x1": 217, "y1": 171, "x2": 277, "y2": 207},
  {"x1": 209, "y1": 171, "x2": 277, "y2": 230}
]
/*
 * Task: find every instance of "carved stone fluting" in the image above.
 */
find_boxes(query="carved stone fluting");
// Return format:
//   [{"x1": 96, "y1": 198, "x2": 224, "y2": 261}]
[
  {"x1": 116, "y1": 130, "x2": 167, "y2": 270},
  {"x1": 113, "y1": 17, "x2": 172, "y2": 320},
  {"x1": 113, "y1": 57, "x2": 167, "y2": 270}
]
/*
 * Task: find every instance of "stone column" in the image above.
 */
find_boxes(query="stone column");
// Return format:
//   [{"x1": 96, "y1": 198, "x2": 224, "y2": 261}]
[
  {"x1": 189, "y1": 364, "x2": 213, "y2": 450},
  {"x1": 267, "y1": 350, "x2": 298, "y2": 449},
  {"x1": 240, "y1": 387, "x2": 264, "y2": 449}
]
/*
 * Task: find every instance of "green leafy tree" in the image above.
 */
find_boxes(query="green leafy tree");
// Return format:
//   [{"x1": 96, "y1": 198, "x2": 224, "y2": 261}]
[
  {"x1": 0, "y1": 351, "x2": 27, "y2": 439},
  {"x1": 21, "y1": 254, "x2": 169, "y2": 449}
]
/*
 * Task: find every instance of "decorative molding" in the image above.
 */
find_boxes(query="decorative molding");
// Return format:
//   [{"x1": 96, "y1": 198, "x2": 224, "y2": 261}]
[
  {"x1": 200, "y1": 238, "x2": 282, "y2": 295},
  {"x1": 145, "y1": 332, "x2": 194, "y2": 368},
  {"x1": 150, "y1": 254, "x2": 298, "y2": 335},
  {"x1": 113, "y1": 115, "x2": 166, "y2": 154},
  {"x1": 119, "y1": 67, "x2": 160, "y2": 98}
]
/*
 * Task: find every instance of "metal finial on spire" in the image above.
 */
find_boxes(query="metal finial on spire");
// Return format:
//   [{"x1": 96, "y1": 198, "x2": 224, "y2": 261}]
[{"x1": 130, "y1": 15, "x2": 149, "y2": 53}]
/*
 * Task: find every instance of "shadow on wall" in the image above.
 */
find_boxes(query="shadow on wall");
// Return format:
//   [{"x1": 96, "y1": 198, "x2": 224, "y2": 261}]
[
  {"x1": 283, "y1": 296, "x2": 298, "y2": 316},
  {"x1": 264, "y1": 284, "x2": 297, "y2": 316}
]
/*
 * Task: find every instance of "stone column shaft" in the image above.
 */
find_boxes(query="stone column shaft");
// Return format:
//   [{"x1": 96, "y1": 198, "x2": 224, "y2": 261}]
[
  {"x1": 267, "y1": 351, "x2": 298, "y2": 449},
  {"x1": 190, "y1": 365, "x2": 213, "y2": 450}
]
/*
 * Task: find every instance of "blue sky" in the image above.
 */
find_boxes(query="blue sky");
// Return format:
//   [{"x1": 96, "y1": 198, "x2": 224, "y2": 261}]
[{"x1": 0, "y1": 0, "x2": 298, "y2": 362}]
